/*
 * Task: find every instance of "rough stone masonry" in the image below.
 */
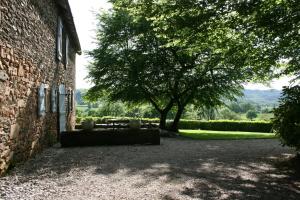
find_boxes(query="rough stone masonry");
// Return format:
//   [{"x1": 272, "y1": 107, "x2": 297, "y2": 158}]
[{"x1": 0, "y1": 0, "x2": 81, "y2": 175}]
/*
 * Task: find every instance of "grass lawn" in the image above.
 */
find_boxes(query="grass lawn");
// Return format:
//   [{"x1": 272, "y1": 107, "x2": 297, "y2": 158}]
[{"x1": 179, "y1": 129, "x2": 277, "y2": 140}]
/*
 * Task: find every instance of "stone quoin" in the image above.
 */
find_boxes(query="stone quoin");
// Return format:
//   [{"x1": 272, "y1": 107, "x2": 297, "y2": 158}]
[{"x1": 0, "y1": 0, "x2": 81, "y2": 175}]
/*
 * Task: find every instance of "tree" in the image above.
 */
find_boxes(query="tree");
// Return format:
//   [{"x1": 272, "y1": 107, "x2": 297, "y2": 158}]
[
  {"x1": 97, "y1": 101, "x2": 126, "y2": 117},
  {"x1": 228, "y1": 102, "x2": 242, "y2": 113},
  {"x1": 273, "y1": 86, "x2": 300, "y2": 151},
  {"x1": 219, "y1": 108, "x2": 240, "y2": 120},
  {"x1": 235, "y1": 0, "x2": 300, "y2": 79},
  {"x1": 86, "y1": 8, "x2": 177, "y2": 129},
  {"x1": 76, "y1": 108, "x2": 84, "y2": 117},
  {"x1": 240, "y1": 102, "x2": 256, "y2": 113},
  {"x1": 87, "y1": 0, "x2": 273, "y2": 132},
  {"x1": 237, "y1": 1, "x2": 300, "y2": 152},
  {"x1": 246, "y1": 110, "x2": 258, "y2": 121},
  {"x1": 197, "y1": 105, "x2": 218, "y2": 120},
  {"x1": 126, "y1": 0, "x2": 277, "y2": 131}
]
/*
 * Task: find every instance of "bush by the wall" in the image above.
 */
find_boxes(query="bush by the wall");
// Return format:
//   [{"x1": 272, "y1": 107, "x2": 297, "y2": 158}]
[{"x1": 175, "y1": 120, "x2": 273, "y2": 133}]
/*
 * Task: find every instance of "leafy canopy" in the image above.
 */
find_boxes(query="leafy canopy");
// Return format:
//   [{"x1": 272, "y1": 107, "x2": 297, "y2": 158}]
[{"x1": 86, "y1": 0, "x2": 290, "y2": 130}]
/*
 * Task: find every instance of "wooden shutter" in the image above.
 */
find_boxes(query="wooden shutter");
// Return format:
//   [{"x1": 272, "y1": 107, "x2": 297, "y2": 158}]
[
  {"x1": 51, "y1": 86, "x2": 57, "y2": 112},
  {"x1": 59, "y1": 85, "x2": 66, "y2": 132},
  {"x1": 38, "y1": 84, "x2": 46, "y2": 117},
  {"x1": 57, "y1": 17, "x2": 63, "y2": 61},
  {"x1": 65, "y1": 35, "x2": 69, "y2": 66}
]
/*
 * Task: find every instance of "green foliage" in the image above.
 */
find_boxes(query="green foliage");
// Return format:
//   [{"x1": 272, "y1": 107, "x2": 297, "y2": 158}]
[
  {"x1": 240, "y1": 103, "x2": 256, "y2": 113},
  {"x1": 256, "y1": 113, "x2": 273, "y2": 121},
  {"x1": 219, "y1": 108, "x2": 241, "y2": 120},
  {"x1": 76, "y1": 88, "x2": 278, "y2": 122},
  {"x1": 182, "y1": 104, "x2": 201, "y2": 120},
  {"x1": 273, "y1": 86, "x2": 300, "y2": 150},
  {"x1": 85, "y1": 0, "x2": 298, "y2": 131},
  {"x1": 75, "y1": 89, "x2": 88, "y2": 105},
  {"x1": 83, "y1": 117, "x2": 94, "y2": 122},
  {"x1": 87, "y1": 0, "x2": 272, "y2": 131},
  {"x1": 76, "y1": 117, "x2": 82, "y2": 124},
  {"x1": 87, "y1": 109, "x2": 98, "y2": 117},
  {"x1": 76, "y1": 116, "x2": 160, "y2": 124},
  {"x1": 179, "y1": 130, "x2": 276, "y2": 140},
  {"x1": 246, "y1": 110, "x2": 258, "y2": 120},
  {"x1": 76, "y1": 108, "x2": 84, "y2": 117},
  {"x1": 175, "y1": 120, "x2": 272, "y2": 133},
  {"x1": 227, "y1": 102, "x2": 242, "y2": 113},
  {"x1": 235, "y1": 0, "x2": 300, "y2": 79},
  {"x1": 97, "y1": 101, "x2": 126, "y2": 117}
]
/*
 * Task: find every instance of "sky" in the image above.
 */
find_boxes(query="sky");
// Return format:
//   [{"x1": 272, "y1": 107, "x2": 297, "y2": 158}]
[
  {"x1": 68, "y1": 0, "x2": 292, "y2": 90},
  {"x1": 69, "y1": 0, "x2": 111, "y2": 89}
]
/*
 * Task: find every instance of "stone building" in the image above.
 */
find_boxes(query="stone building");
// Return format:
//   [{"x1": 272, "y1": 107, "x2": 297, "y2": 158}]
[{"x1": 0, "y1": 0, "x2": 81, "y2": 175}]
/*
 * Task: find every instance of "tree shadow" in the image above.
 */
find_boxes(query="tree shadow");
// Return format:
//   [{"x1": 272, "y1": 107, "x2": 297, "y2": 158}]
[{"x1": 3, "y1": 138, "x2": 300, "y2": 199}]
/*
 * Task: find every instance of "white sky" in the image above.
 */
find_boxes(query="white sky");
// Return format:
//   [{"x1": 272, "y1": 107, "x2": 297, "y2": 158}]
[
  {"x1": 69, "y1": 0, "x2": 291, "y2": 90},
  {"x1": 69, "y1": 0, "x2": 111, "y2": 89}
]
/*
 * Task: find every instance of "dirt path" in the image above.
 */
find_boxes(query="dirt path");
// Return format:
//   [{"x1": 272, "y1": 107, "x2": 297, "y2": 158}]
[{"x1": 0, "y1": 138, "x2": 299, "y2": 200}]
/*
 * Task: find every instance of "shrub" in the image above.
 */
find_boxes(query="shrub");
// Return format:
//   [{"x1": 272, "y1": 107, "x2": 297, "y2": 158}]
[
  {"x1": 246, "y1": 110, "x2": 258, "y2": 120},
  {"x1": 219, "y1": 108, "x2": 241, "y2": 120},
  {"x1": 76, "y1": 117, "x2": 82, "y2": 124},
  {"x1": 273, "y1": 86, "x2": 300, "y2": 151},
  {"x1": 174, "y1": 120, "x2": 273, "y2": 132}
]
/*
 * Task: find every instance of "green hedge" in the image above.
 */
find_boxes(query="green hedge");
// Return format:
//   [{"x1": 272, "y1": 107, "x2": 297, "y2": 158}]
[
  {"x1": 175, "y1": 120, "x2": 273, "y2": 133},
  {"x1": 76, "y1": 117, "x2": 272, "y2": 133},
  {"x1": 76, "y1": 116, "x2": 160, "y2": 124}
]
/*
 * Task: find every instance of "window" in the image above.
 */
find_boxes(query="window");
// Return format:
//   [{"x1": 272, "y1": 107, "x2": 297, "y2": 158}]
[
  {"x1": 57, "y1": 16, "x2": 70, "y2": 67},
  {"x1": 38, "y1": 84, "x2": 46, "y2": 117},
  {"x1": 56, "y1": 17, "x2": 63, "y2": 61}
]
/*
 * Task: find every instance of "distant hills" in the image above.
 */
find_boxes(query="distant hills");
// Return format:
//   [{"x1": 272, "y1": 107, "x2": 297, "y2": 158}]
[
  {"x1": 76, "y1": 88, "x2": 282, "y2": 106},
  {"x1": 240, "y1": 89, "x2": 282, "y2": 106}
]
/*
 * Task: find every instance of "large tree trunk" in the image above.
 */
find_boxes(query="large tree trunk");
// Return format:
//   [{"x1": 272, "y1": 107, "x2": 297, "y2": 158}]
[
  {"x1": 159, "y1": 111, "x2": 168, "y2": 129},
  {"x1": 158, "y1": 101, "x2": 174, "y2": 130},
  {"x1": 169, "y1": 106, "x2": 184, "y2": 132},
  {"x1": 148, "y1": 97, "x2": 174, "y2": 130}
]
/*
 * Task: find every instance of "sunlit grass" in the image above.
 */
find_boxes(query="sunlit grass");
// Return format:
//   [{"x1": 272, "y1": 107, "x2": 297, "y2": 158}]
[{"x1": 179, "y1": 129, "x2": 277, "y2": 140}]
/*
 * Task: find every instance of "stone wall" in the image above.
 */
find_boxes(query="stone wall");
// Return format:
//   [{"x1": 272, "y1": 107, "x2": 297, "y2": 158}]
[{"x1": 0, "y1": 0, "x2": 76, "y2": 175}]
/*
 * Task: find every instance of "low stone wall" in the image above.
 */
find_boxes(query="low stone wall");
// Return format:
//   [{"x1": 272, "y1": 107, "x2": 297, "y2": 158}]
[{"x1": 60, "y1": 129, "x2": 161, "y2": 147}]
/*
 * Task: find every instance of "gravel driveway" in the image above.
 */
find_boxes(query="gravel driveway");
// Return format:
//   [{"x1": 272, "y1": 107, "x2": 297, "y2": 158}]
[{"x1": 0, "y1": 138, "x2": 299, "y2": 200}]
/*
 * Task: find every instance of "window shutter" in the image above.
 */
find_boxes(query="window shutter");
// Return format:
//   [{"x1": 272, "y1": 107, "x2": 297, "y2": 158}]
[
  {"x1": 70, "y1": 90, "x2": 74, "y2": 112},
  {"x1": 57, "y1": 17, "x2": 63, "y2": 61},
  {"x1": 59, "y1": 85, "x2": 66, "y2": 132},
  {"x1": 65, "y1": 35, "x2": 69, "y2": 66},
  {"x1": 51, "y1": 86, "x2": 57, "y2": 112},
  {"x1": 38, "y1": 84, "x2": 46, "y2": 117}
]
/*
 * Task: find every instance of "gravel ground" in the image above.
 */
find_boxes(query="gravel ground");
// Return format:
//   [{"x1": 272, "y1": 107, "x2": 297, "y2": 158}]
[{"x1": 0, "y1": 138, "x2": 299, "y2": 200}]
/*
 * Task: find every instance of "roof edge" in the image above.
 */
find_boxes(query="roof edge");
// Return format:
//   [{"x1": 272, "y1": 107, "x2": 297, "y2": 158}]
[{"x1": 55, "y1": 0, "x2": 82, "y2": 55}]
